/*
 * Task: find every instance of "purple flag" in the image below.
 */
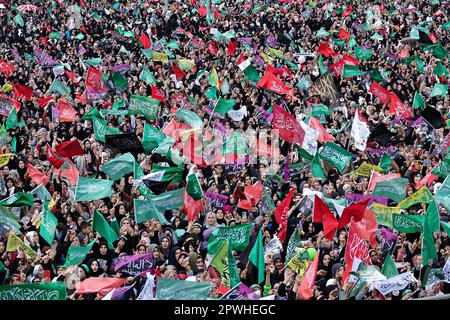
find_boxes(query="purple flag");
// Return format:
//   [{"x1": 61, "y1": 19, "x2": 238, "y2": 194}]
[
  {"x1": 112, "y1": 63, "x2": 130, "y2": 74},
  {"x1": 204, "y1": 191, "x2": 228, "y2": 208},
  {"x1": 111, "y1": 285, "x2": 133, "y2": 300},
  {"x1": 345, "y1": 193, "x2": 388, "y2": 206},
  {"x1": 113, "y1": 253, "x2": 154, "y2": 276}
]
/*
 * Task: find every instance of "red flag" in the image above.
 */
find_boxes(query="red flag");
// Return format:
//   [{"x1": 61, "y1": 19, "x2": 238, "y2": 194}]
[
  {"x1": 298, "y1": 252, "x2": 320, "y2": 300},
  {"x1": 184, "y1": 188, "x2": 204, "y2": 222},
  {"x1": 266, "y1": 64, "x2": 284, "y2": 76},
  {"x1": 76, "y1": 277, "x2": 127, "y2": 295},
  {"x1": 171, "y1": 64, "x2": 186, "y2": 80},
  {"x1": 313, "y1": 195, "x2": 338, "y2": 241},
  {"x1": 368, "y1": 81, "x2": 390, "y2": 105},
  {"x1": 309, "y1": 117, "x2": 334, "y2": 144},
  {"x1": 342, "y1": 54, "x2": 359, "y2": 66},
  {"x1": 330, "y1": 55, "x2": 359, "y2": 77},
  {"x1": 237, "y1": 54, "x2": 246, "y2": 65},
  {"x1": 55, "y1": 139, "x2": 83, "y2": 158},
  {"x1": 227, "y1": 42, "x2": 237, "y2": 56},
  {"x1": 389, "y1": 93, "x2": 413, "y2": 119},
  {"x1": 337, "y1": 198, "x2": 370, "y2": 230},
  {"x1": 46, "y1": 144, "x2": 65, "y2": 169},
  {"x1": 26, "y1": 163, "x2": 49, "y2": 186},
  {"x1": 13, "y1": 84, "x2": 33, "y2": 101},
  {"x1": 273, "y1": 188, "x2": 295, "y2": 241},
  {"x1": 57, "y1": 100, "x2": 77, "y2": 122},
  {"x1": 36, "y1": 97, "x2": 54, "y2": 108},
  {"x1": 368, "y1": 172, "x2": 401, "y2": 191},
  {"x1": 151, "y1": 85, "x2": 166, "y2": 104},
  {"x1": 198, "y1": 6, "x2": 207, "y2": 16},
  {"x1": 358, "y1": 208, "x2": 378, "y2": 248},
  {"x1": 416, "y1": 171, "x2": 438, "y2": 189},
  {"x1": 339, "y1": 28, "x2": 350, "y2": 40},
  {"x1": 0, "y1": 60, "x2": 15, "y2": 78},
  {"x1": 237, "y1": 198, "x2": 252, "y2": 210},
  {"x1": 272, "y1": 104, "x2": 305, "y2": 144},
  {"x1": 86, "y1": 67, "x2": 104, "y2": 91},
  {"x1": 60, "y1": 160, "x2": 79, "y2": 186},
  {"x1": 281, "y1": 65, "x2": 294, "y2": 79},
  {"x1": 76, "y1": 90, "x2": 87, "y2": 105},
  {"x1": 177, "y1": 133, "x2": 208, "y2": 167},
  {"x1": 39, "y1": 36, "x2": 49, "y2": 48},
  {"x1": 64, "y1": 70, "x2": 80, "y2": 85},
  {"x1": 244, "y1": 181, "x2": 263, "y2": 204},
  {"x1": 254, "y1": 139, "x2": 272, "y2": 158},
  {"x1": 343, "y1": 5, "x2": 353, "y2": 17},
  {"x1": 213, "y1": 11, "x2": 220, "y2": 19},
  {"x1": 138, "y1": 33, "x2": 152, "y2": 49},
  {"x1": 257, "y1": 71, "x2": 294, "y2": 98},
  {"x1": 429, "y1": 32, "x2": 439, "y2": 43},
  {"x1": 208, "y1": 41, "x2": 218, "y2": 56},
  {"x1": 0, "y1": 95, "x2": 21, "y2": 114},
  {"x1": 317, "y1": 43, "x2": 338, "y2": 57},
  {"x1": 398, "y1": 47, "x2": 409, "y2": 59},
  {"x1": 344, "y1": 219, "x2": 372, "y2": 267}
]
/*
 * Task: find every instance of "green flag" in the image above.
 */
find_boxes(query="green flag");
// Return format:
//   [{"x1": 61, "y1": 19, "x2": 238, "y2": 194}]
[
  {"x1": 215, "y1": 98, "x2": 236, "y2": 114},
  {"x1": 433, "y1": 63, "x2": 449, "y2": 78},
  {"x1": 147, "y1": 188, "x2": 184, "y2": 211},
  {"x1": 392, "y1": 213, "x2": 424, "y2": 233},
  {"x1": 134, "y1": 162, "x2": 153, "y2": 198},
  {"x1": 92, "y1": 209, "x2": 118, "y2": 249},
  {"x1": 370, "y1": 68, "x2": 384, "y2": 82},
  {"x1": 81, "y1": 107, "x2": 103, "y2": 121},
  {"x1": 49, "y1": 31, "x2": 61, "y2": 40},
  {"x1": 83, "y1": 57, "x2": 103, "y2": 67},
  {"x1": 222, "y1": 131, "x2": 248, "y2": 156},
  {"x1": 133, "y1": 199, "x2": 170, "y2": 225},
  {"x1": 432, "y1": 159, "x2": 450, "y2": 178},
  {"x1": 5, "y1": 109, "x2": 25, "y2": 130},
  {"x1": 421, "y1": 201, "x2": 439, "y2": 266},
  {"x1": 129, "y1": 94, "x2": 160, "y2": 120},
  {"x1": 142, "y1": 123, "x2": 166, "y2": 154},
  {"x1": 430, "y1": 83, "x2": 448, "y2": 98},
  {"x1": 0, "y1": 192, "x2": 34, "y2": 207},
  {"x1": 342, "y1": 65, "x2": 365, "y2": 78},
  {"x1": 311, "y1": 104, "x2": 331, "y2": 116},
  {"x1": 379, "y1": 153, "x2": 392, "y2": 173},
  {"x1": 13, "y1": 14, "x2": 24, "y2": 27},
  {"x1": 178, "y1": 59, "x2": 196, "y2": 71},
  {"x1": 435, "y1": 176, "x2": 450, "y2": 212},
  {"x1": 354, "y1": 46, "x2": 373, "y2": 60},
  {"x1": 139, "y1": 67, "x2": 157, "y2": 85},
  {"x1": 92, "y1": 117, "x2": 121, "y2": 143},
  {"x1": 63, "y1": 239, "x2": 96, "y2": 267},
  {"x1": 210, "y1": 240, "x2": 231, "y2": 288},
  {"x1": 207, "y1": 224, "x2": 253, "y2": 255},
  {"x1": 0, "y1": 206, "x2": 21, "y2": 233},
  {"x1": 100, "y1": 152, "x2": 135, "y2": 181},
  {"x1": 413, "y1": 92, "x2": 426, "y2": 110},
  {"x1": 174, "y1": 108, "x2": 203, "y2": 128},
  {"x1": 318, "y1": 142, "x2": 352, "y2": 172},
  {"x1": 312, "y1": 150, "x2": 326, "y2": 179},
  {"x1": 30, "y1": 184, "x2": 52, "y2": 201},
  {"x1": 155, "y1": 278, "x2": 212, "y2": 300},
  {"x1": 372, "y1": 178, "x2": 408, "y2": 203},
  {"x1": 111, "y1": 72, "x2": 128, "y2": 90},
  {"x1": 441, "y1": 221, "x2": 450, "y2": 236},
  {"x1": 205, "y1": 86, "x2": 218, "y2": 100},
  {"x1": 75, "y1": 176, "x2": 113, "y2": 202},
  {"x1": 151, "y1": 165, "x2": 183, "y2": 184},
  {"x1": 0, "y1": 282, "x2": 67, "y2": 300},
  {"x1": 186, "y1": 173, "x2": 204, "y2": 200},
  {"x1": 242, "y1": 65, "x2": 261, "y2": 82},
  {"x1": 248, "y1": 229, "x2": 265, "y2": 284},
  {"x1": 39, "y1": 202, "x2": 57, "y2": 245},
  {"x1": 381, "y1": 254, "x2": 399, "y2": 279},
  {"x1": 48, "y1": 79, "x2": 71, "y2": 96}
]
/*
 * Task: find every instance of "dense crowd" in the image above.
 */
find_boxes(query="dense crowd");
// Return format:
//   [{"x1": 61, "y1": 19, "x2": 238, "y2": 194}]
[{"x1": 0, "y1": 0, "x2": 449, "y2": 300}]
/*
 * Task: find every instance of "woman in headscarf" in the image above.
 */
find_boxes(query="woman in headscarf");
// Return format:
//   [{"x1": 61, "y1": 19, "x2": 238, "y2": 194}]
[
  {"x1": 87, "y1": 259, "x2": 104, "y2": 277},
  {"x1": 23, "y1": 231, "x2": 41, "y2": 255},
  {"x1": 28, "y1": 264, "x2": 45, "y2": 283},
  {"x1": 167, "y1": 246, "x2": 183, "y2": 271},
  {"x1": 159, "y1": 236, "x2": 172, "y2": 261},
  {"x1": 88, "y1": 241, "x2": 113, "y2": 274}
]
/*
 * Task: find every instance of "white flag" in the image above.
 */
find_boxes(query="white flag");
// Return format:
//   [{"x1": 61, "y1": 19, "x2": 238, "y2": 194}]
[
  {"x1": 299, "y1": 120, "x2": 319, "y2": 156},
  {"x1": 137, "y1": 273, "x2": 155, "y2": 300},
  {"x1": 350, "y1": 110, "x2": 370, "y2": 151}
]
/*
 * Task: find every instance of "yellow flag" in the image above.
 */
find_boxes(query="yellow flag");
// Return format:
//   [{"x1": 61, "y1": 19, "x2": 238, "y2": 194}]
[
  {"x1": 267, "y1": 47, "x2": 285, "y2": 58},
  {"x1": 0, "y1": 154, "x2": 14, "y2": 168},
  {"x1": 152, "y1": 51, "x2": 169, "y2": 63},
  {"x1": 398, "y1": 186, "x2": 433, "y2": 209},
  {"x1": 353, "y1": 162, "x2": 383, "y2": 177},
  {"x1": 6, "y1": 232, "x2": 38, "y2": 260},
  {"x1": 260, "y1": 52, "x2": 274, "y2": 63},
  {"x1": 287, "y1": 253, "x2": 308, "y2": 275},
  {"x1": 370, "y1": 203, "x2": 400, "y2": 228},
  {"x1": 180, "y1": 127, "x2": 202, "y2": 141},
  {"x1": 0, "y1": 84, "x2": 13, "y2": 93}
]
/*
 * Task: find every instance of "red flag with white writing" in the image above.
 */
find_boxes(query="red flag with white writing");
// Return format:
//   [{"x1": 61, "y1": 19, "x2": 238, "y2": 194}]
[
  {"x1": 86, "y1": 67, "x2": 104, "y2": 91},
  {"x1": 298, "y1": 252, "x2": 320, "y2": 300},
  {"x1": 0, "y1": 60, "x2": 15, "y2": 78},
  {"x1": 317, "y1": 43, "x2": 338, "y2": 57},
  {"x1": 273, "y1": 188, "x2": 295, "y2": 241},
  {"x1": 272, "y1": 104, "x2": 305, "y2": 145},
  {"x1": 368, "y1": 81, "x2": 390, "y2": 105},
  {"x1": 151, "y1": 85, "x2": 166, "y2": 104},
  {"x1": 26, "y1": 163, "x2": 49, "y2": 186},
  {"x1": 257, "y1": 71, "x2": 294, "y2": 98},
  {"x1": 36, "y1": 97, "x2": 54, "y2": 108},
  {"x1": 57, "y1": 100, "x2": 77, "y2": 122},
  {"x1": 344, "y1": 218, "x2": 372, "y2": 267},
  {"x1": 337, "y1": 198, "x2": 370, "y2": 230}
]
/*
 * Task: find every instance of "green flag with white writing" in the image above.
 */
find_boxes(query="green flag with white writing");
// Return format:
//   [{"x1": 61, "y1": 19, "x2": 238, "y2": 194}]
[
  {"x1": 0, "y1": 192, "x2": 34, "y2": 207},
  {"x1": 92, "y1": 116, "x2": 121, "y2": 143},
  {"x1": 207, "y1": 224, "x2": 253, "y2": 255},
  {"x1": 142, "y1": 123, "x2": 167, "y2": 154},
  {"x1": 63, "y1": 239, "x2": 96, "y2": 267},
  {"x1": 186, "y1": 173, "x2": 204, "y2": 200},
  {"x1": 318, "y1": 142, "x2": 352, "y2": 172},
  {"x1": 0, "y1": 282, "x2": 67, "y2": 300},
  {"x1": 139, "y1": 67, "x2": 157, "y2": 85},
  {"x1": 381, "y1": 254, "x2": 399, "y2": 279},
  {"x1": 155, "y1": 278, "x2": 212, "y2": 300},
  {"x1": 39, "y1": 201, "x2": 57, "y2": 245},
  {"x1": 174, "y1": 108, "x2": 203, "y2": 129},
  {"x1": 421, "y1": 201, "x2": 440, "y2": 266},
  {"x1": 133, "y1": 199, "x2": 170, "y2": 225},
  {"x1": 100, "y1": 152, "x2": 135, "y2": 181},
  {"x1": 48, "y1": 79, "x2": 71, "y2": 96},
  {"x1": 75, "y1": 176, "x2": 113, "y2": 202},
  {"x1": 129, "y1": 94, "x2": 160, "y2": 120},
  {"x1": 372, "y1": 178, "x2": 408, "y2": 203}
]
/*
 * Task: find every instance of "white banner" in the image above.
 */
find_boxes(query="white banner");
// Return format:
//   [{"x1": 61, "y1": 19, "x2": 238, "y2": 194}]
[{"x1": 373, "y1": 272, "x2": 418, "y2": 295}]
